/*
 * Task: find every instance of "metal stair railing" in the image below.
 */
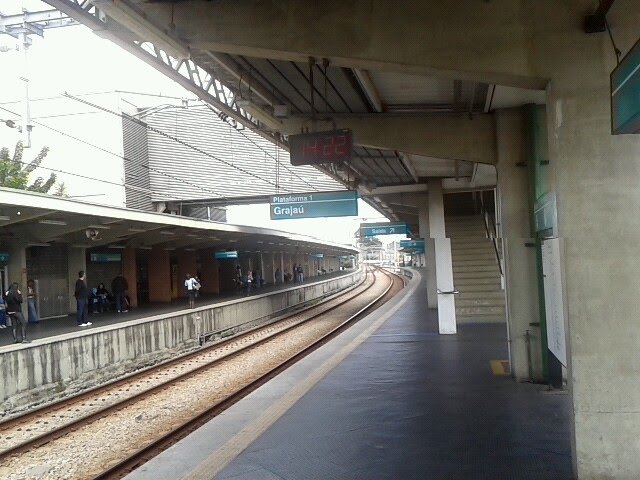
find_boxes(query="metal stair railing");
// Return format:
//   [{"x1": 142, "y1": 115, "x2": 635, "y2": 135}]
[{"x1": 479, "y1": 195, "x2": 503, "y2": 277}]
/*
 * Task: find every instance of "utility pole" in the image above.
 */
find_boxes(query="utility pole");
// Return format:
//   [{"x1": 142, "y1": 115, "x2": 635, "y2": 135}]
[
  {"x1": 0, "y1": 8, "x2": 77, "y2": 146},
  {"x1": 19, "y1": 32, "x2": 33, "y2": 148}
]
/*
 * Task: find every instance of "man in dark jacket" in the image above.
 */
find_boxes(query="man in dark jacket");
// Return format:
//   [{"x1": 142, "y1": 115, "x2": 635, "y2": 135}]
[
  {"x1": 111, "y1": 274, "x2": 129, "y2": 313},
  {"x1": 75, "y1": 270, "x2": 91, "y2": 327},
  {"x1": 6, "y1": 282, "x2": 29, "y2": 343}
]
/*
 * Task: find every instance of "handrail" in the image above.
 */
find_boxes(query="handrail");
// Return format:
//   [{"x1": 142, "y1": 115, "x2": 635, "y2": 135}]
[{"x1": 479, "y1": 194, "x2": 503, "y2": 277}]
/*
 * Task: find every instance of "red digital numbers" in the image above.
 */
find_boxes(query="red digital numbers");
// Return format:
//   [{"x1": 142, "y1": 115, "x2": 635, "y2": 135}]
[
  {"x1": 302, "y1": 139, "x2": 323, "y2": 158},
  {"x1": 290, "y1": 129, "x2": 352, "y2": 166},
  {"x1": 304, "y1": 134, "x2": 348, "y2": 159}
]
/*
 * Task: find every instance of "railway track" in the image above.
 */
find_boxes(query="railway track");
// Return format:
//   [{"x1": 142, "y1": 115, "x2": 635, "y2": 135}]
[{"x1": 0, "y1": 266, "x2": 404, "y2": 480}]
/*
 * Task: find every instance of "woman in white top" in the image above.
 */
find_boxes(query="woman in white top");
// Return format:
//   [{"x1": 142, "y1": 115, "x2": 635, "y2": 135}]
[{"x1": 184, "y1": 273, "x2": 199, "y2": 308}]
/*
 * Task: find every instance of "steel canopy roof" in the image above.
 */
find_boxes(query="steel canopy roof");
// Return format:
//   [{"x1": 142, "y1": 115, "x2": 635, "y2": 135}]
[{"x1": 0, "y1": 188, "x2": 357, "y2": 256}]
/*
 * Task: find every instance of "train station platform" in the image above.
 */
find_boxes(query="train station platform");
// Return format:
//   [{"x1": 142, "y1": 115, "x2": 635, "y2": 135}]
[
  {"x1": 0, "y1": 270, "x2": 353, "y2": 348},
  {"x1": 128, "y1": 269, "x2": 572, "y2": 480}
]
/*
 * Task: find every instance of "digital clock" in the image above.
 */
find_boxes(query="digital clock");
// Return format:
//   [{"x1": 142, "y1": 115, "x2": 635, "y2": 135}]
[{"x1": 289, "y1": 129, "x2": 353, "y2": 166}]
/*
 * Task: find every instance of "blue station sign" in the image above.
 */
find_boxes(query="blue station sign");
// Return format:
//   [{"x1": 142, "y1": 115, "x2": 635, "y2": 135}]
[
  {"x1": 360, "y1": 222, "x2": 408, "y2": 237},
  {"x1": 270, "y1": 191, "x2": 358, "y2": 220},
  {"x1": 400, "y1": 239, "x2": 425, "y2": 254},
  {"x1": 400, "y1": 239, "x2": 425, "y2": 249},
  {"x1": 0, "y1": 252, "x2": 9, "y2": 263},
  {"x1": 309, "y1": 253, "x2": 324, "y2": 258},
  {"x1": 90, "y1": 253, "x2": 122, "y2": 263},
  {"x1": 215, "y1": 251, "x2": 238, "y2": 259},
  {"x1": 612, "y1": 37, "x2": 640, "y2": 134}
]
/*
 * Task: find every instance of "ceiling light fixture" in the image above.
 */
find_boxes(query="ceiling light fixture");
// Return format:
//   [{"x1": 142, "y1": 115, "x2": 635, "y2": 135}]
[
  {"x1": 236, "y1": 100, "x2": 283, "y2": 130},
  {"x1": 38, "y1": 219, "x2": 67, "y2": 226}
]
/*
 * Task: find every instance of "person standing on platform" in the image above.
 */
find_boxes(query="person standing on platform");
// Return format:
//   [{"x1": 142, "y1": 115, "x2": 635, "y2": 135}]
[
  {"x1": 75, "y1": 271, "x2": 91, "y2": 327},
  {"x1": 6, "y1": 283, "x2": 29, "y2": 343},
  {"x1": 96, "y1": 282, "x2": 109, "y2": 312},
  {"x1": 26, "y1": 279, "x2": 39, "y2": 324},
  {"x1": 184, "y1": 273, "x2": 198, "y2": 308},
  {"x1": 111, "y1": 273, "x2": 129, "y2": 313},
  {"x1": 297, "y1": 264, "x2": 304, "y2": 283},
  {"x1": 245, "y1": 270, "x2": 253, "y2": 295},
  {"x1": 0, "y1": 295, "x2": 6, "y2": 329},
  {"x1": 235, "y1": 265, "x2": 242, "y2": 290}
]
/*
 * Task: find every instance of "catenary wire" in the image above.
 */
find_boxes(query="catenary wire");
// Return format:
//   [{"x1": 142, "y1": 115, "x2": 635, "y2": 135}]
[
  {"x1": 64, "y1": 93, "x2": 292, "y2": 193},
  {"x1": 0, "y1": 104, "x2": 229, "y2": 200}
]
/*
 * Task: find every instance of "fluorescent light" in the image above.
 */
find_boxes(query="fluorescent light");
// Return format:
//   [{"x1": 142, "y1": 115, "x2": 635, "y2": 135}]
[
  {"x1": 138, "y1": 246, "x2": 152, "y2": 250},
  {"x1": 38, "y1": 219, "x2": 67, "y2": 226},
  {"x1": 93, "y1": 0, "x2": 190, "y2": 59},
  {"x1": 28, "y1": 243, "x2": 50, "y2": 247},
  {"x1": 236, "y1": 100, "x2": 282, "y2": 130},
  {"x1": 128, "y1": 227, "x2": 146, "y2": 232},
  {"x1": 0, "y1": 216, "x2": 10, "y2": 221},
  {"x1": 184, "y1": 248, "x2": 196, "y2": 251},
  {"x1": 228, "y1": 239, "x2": 237, "y2": 243},
  {"x1": 159, "y1": 231, "x2": 175, "y2": 235},
  {"x1": 186, "y1": 233, "x2": 199, "y2": 238},
  {"x1": 164, "y1": 247, "x2": 176, "y2": 251},
  {"x1": 87, "y1": 225, "x2": 111, "y2": 230},
  {"x1": 108, "y1": 245, "x2": 127, "y2": 249}
]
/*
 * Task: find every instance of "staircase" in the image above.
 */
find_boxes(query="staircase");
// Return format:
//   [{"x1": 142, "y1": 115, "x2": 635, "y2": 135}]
[{"x1": 446, "y1": 214, "x2": 506, "y2": 324}]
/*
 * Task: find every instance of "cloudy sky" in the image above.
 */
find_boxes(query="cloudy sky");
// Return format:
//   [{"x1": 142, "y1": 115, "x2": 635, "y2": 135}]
[{"x1": 0, "y1": 0, "x2": 394, "y2": 245}]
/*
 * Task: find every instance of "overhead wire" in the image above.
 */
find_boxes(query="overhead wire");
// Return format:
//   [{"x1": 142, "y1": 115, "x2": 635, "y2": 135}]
[
  {"x1": 64, "y1": 93, "x2": 292, "y2": 192},
  {"x1": 203, "y1": 103, "x2": 318, "y2": 192},
  {"x1": 0, "y1": 104, "x2": 228, "y2": 200}
]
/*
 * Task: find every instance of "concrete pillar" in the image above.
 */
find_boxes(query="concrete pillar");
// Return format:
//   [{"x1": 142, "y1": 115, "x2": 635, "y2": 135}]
[
  {"x1": 177, "y1": 250, "x2": 197, "y2": 298},
  {"x1": 122, "y1": 247, "x2": 138, "y2": 309},
  {"x1": 547, "y1": 57, "x2": 640, "y2": 477},
  {"x1": 428, "y1": 179, "x2": 456, "y2": 334},
  {"x1": 285, "y1": 253, "x2": 292, "y2": 281},
  {"x1": 418, "y1": 193, "x2": 437, "y2": 308},
  {"x1": 199, "y1": 249, "x2": 219, "y2": 294},
  {"x1": 7, "y1": 243, "x2": 27, "y2": 316},
  {"x1": 279, "y1": 252, "x2": 284, "y2": 283},
  {"x1": 240, "y1": 254, "x2": 251, "y2": 275},
  {"x1": 263, "y1": 252, "x2": 275, "y2": 285},
  {"x1": 67, "y1": 246, "x2": 86, "y2": 313},
  {"x1": 495, "y1": 108, "x2": 542, "y2": 382},
  {"x1": 148, "y1": 247, "x2": 171, "y2": 302}
]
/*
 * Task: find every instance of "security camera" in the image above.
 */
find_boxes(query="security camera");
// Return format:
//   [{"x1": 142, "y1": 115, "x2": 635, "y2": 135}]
[{"x1": 85, "y1": 228, "x2": 100, "y2": 240}]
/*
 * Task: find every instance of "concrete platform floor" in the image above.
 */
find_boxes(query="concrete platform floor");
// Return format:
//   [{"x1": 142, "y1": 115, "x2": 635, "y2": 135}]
[
  {"x1": 127, "y1": 270, "x2": 572, "y2": 480},
  {"x1": 0, "y1": 270, "x2": 354, "y2": 347}
]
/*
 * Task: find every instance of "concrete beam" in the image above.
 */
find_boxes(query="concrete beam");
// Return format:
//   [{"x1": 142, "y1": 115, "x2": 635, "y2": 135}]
[
  {"x1": 284, "y1": 114, "x2": 497, "y2": 165},
  {"x1": 360, "y1": 184, "x2": 428, "y2": 195},
  {"x1": 143, "y1": 0, "x2": 575, "y2": 89}
]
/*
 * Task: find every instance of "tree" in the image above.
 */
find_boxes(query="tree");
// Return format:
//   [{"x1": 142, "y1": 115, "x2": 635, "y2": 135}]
[{"x1": 0, "y1": 141, "x2": 67, "y2": 196}]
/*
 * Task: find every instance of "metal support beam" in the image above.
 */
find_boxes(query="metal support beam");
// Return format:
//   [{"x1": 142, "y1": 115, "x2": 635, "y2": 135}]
[
  {"x1": 400, "y1": 154, "x2": 419, "y2": 183},
  {"x1": 353, "y1": 68, "x2": 383, "y2": 112},
  {"x1": 0, "y1": 9, "x2": 76, "y2": 39},
  {"x1": 42, "y1": 0, "x2": 288, "y2": 150}
]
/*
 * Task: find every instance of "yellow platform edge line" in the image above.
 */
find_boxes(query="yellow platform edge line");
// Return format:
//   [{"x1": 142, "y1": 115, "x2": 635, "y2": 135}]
[{"x1": 490, "y1": 359, "x2": 510, "y2": 376}]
